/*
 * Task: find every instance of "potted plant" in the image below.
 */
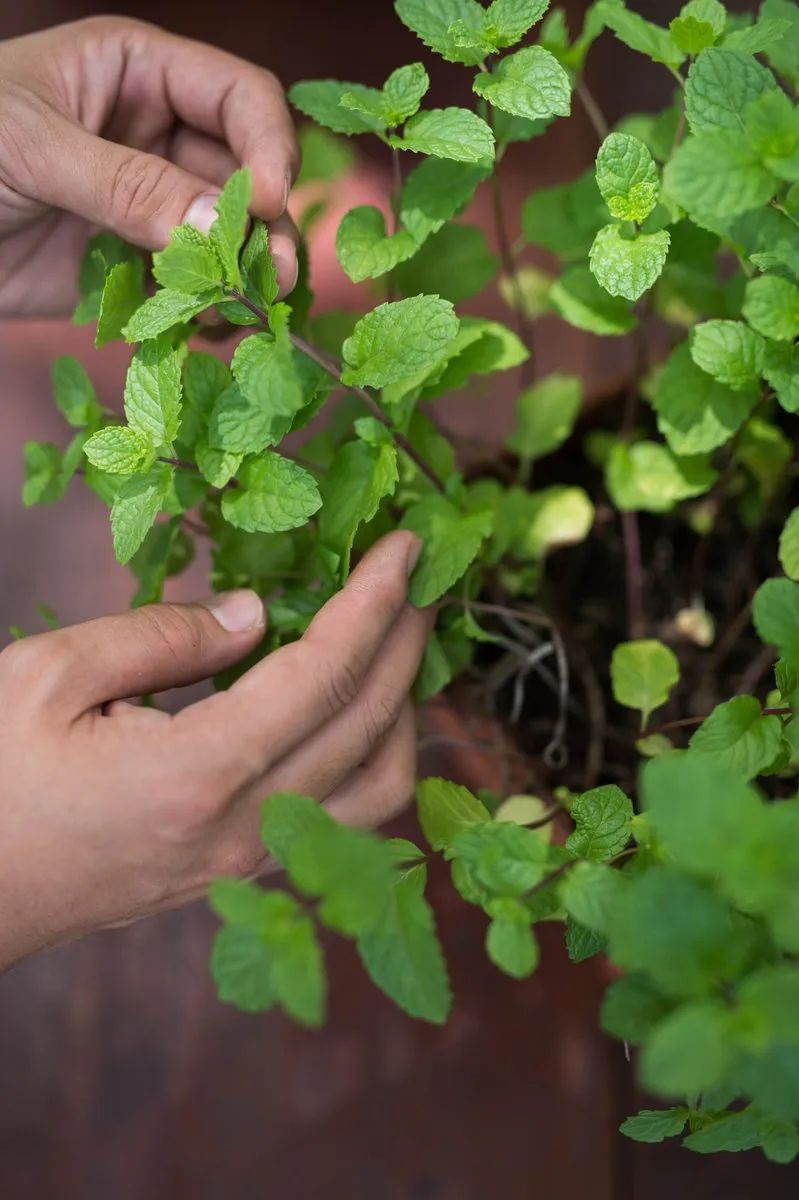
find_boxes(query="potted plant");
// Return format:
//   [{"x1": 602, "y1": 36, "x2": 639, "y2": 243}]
[{"x1": 19, "y1": 0, "x2": 799, "y2": 1164}]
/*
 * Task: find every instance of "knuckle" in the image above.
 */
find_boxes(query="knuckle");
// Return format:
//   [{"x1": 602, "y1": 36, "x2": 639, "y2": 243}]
[
  {"x1": 209, "y1": 832, "x2": 268, "y2": 880},
  {"x1": 359, "y1": 685, "x2": 403, "y2": 754},
  {"x1": 109, "y1": 150, "x2": 174, "y2": 232},
  {"x1": 139, "y1": 604, "x2": 206, "y2": 665}
]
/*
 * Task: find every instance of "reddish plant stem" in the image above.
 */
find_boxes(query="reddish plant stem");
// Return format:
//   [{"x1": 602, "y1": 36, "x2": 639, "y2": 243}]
[
  {"x1": 649, "y1": 706, "x2": 792, "y2": 736},
  {"x1": 622, "y1": 510, "x2": 644, "y2": 640},
  {"x1": 576, "y1": 79, "x2": 609, "y2": 142},
  {"x1": 227, "y1": 290, "x2": 445, "y2": 492}
]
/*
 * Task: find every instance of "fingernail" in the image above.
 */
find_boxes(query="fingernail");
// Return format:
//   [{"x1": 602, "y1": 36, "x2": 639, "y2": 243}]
[
  {"x1": 273, "y1": 249, "x2": 299, "y2": 297},
  {"x1": 406, "y1": 536, "x2": 423, "y2": 578},
  {"x1": 204, "y1": 590, "x2": 264, "y2": 633},
  {"x1": 184, "y1": 192, "x2": 221, "y2": 236}
]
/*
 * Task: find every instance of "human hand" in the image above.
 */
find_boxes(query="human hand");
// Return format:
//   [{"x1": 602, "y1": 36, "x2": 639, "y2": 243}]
[
  {"x1": 0, "y1": 532, "x2": 430, "y2": 969},
  {"x1": 0, "y1": 16, "x2": 299, "y2": 316}
]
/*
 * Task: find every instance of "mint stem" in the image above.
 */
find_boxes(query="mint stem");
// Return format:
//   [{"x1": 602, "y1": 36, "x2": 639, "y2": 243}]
[{"x1": 226, "y1": 290, "x2": 445, "y2": 492}]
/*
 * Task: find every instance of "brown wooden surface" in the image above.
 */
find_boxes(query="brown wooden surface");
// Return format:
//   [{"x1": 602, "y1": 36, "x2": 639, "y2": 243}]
[{"x1": 2, "y1": 1, "x2": 798, "y2": 1196}]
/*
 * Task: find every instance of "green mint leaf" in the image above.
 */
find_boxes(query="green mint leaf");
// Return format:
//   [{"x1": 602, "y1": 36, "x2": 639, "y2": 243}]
[
  {"x1": 522, "y1": 170, "x2": 607, "y2": 260},
  {"x1": 390, "y1": 108, "x2": 495, "y2": 164},
  {"x1": 241, "y1": 220, "x2": 280, "y2": 310},
  {"x1": 565, "y1": 784, "x2": 634, "y2": 861},
  {"x1": 742, "y1": 274, "x2": 799, "y2": 342},
  {"x1": 210, "y1": 889, "x2": 325, "y2": 1025},
  {"x1": 549, "y1": 265, "x2": 637, "y2": 335},
  {"x1": 400, "y1": 158, "x2": 489, "y2": 245},
  {"x1": 473, "y1": 46, "x2": 571, "y2": 122},
  {"x1": 486, "y1": 904, "x2": 539, "y2": 978},
  {"x1": 152, "y1": 224, "x2": 224, "y2": 293},
  {"x1": 689, "y1": 695, "x2": 785, "y2": 779},
  {"x1": 74, "y1": 233, "x2": 142, "y2": 325},
  {"x1": 757, "y1": 1115, "x2": 799, "y2": 1164},
  {"x1": 319, "y1": 438, "x2": 398, "y2": 575},
  {"x1": 124, "y1": 288, "x2": 219, "y2": 342},
  {"x1": 416, "y1": 776, "x2": 491, "y2": 851},
  {"x1": 652, "y1": 342, "x2": 758, "y2": 455},
  {"x1": 110, "y1": 464, "x2": 173, "y2": 564},
  {"x1": 394, "y1": 0, "x2": 490, "y2": 64},
  {"x1": 607, "y1": 441, "x2": 716, "y2": 512},
  {"x1": 682, "y1": 1109, "x2": 762, "y2": 1153},
  {"x1": 221, "y1": 453, "x2": 321, "y2": 533},
  {"x1": 685, "y1": 47, "x2": 776, "y2": 134},
  {"x1": 341, "y1": 295, "x2": 459, "y2": 389},
  {"x1": 286, "y1": 825, "x2": 397, "y2": 937},
  {"x1": 124, "y1": 336, "x2": 183, "y2": 447},
  {"x1": 609, "y1": 866, "x2": 752, "y2": 996},
  {"x1": 295, "y1": 124, "x2": 355, "y2": 187},
  {"x1": 620, "y1": 1107, "x2": 689, "y2": 1143},
  {"x1": 507, "y1": 373, "x2": 581, "y2": 461},
  {"x1": 195, "y1": 440, "x2": 242, "y2": 488},
  {"x1": 485, "y1": 0, "x2": 550, "y2": 47},
  {"x1": 233, "y1": 329, "x2": 304, "y2": 420},
  {"x1": 209, "y1": 168, "x2": 252, "y2": 290},
  {"x1": 211, "y1": 925, "x2": 276, "y2": 1013},
  {"x1": 83, "y1": 426, "x2": 151, "y2": 475},
  {"x1": 779, "y1": 508, "x2": 799, "y2": 580},
  {"x1": 451, "y1": 822, "x2": 549, "y2": 896},
  {"x1": 754, "y1": 577, "x2": 799, "y2": 667},
  {"x1": 764, "y1": 341, "x2": 799, "y2": 414},
  {"x1": 595, "y1": 0, "x2": 686, "y2": 68},
  {"x1": 723, "y1": 15, "x2": 792, "y2": 54},
  {"x1": 402, "y1": 494, "x2": 492, "y2": 605},
  {"x1": 357, "y1": 865, "x2": 452, "y2": 1023},
  {"x1": 289, "y1": 79, "x2": 386, "y2": 135},
  {"x1": 564, "y1": 918, "x2": 606, "y2": 963},
  {"x1": 524, "y1": 485, "x2": 594, "y2": 557},
  {"x1": 21, "y1": 442, "x2": 66, "y2": 507},
  {"x1": 558, "y1": 860, "x2": 628, "y2": 935},
  {"x1": 744, "y1": 89, "x2": 799, "y2": 178},
  {"x1": 611, "y1": 638, "x2": 680, "y2": 726},
  {"x1": 382, "y1": 62, "x2": 430, "y2": 126},
  {"x1": 336, "y1": 206, "x2": 419, "y2": 283},
  {"x1": 595, "y1": 132, "x2": 659, "y2": 223},
  {"x1": 261, "y1": 792, "x2": 335, "y2": 865},
  {"x1": 589, "y1": 224, "x2": 670, "y2": 302},
  {"x1": 51, "y1": 356, "x2": 101, "y2": 428},
  {"x1": 209, "y1": 383, "x2": 287, "y2": 454},
  {"x1": 670, "y1": 16, "x2": 718, "y2": 57},
  {"x1": 690, "y1": 318, "x2": 765, "y2": 388},
  {"x1": 179, "y1": 352, "x2": 232, "y2": 447},
  {"x1": 759, "y1": 0, "x2": 799, "y2": 83},
  {"x1": 664, "y1": 132, "x2": 778, "y2": 220},
  {"x1": 394, "y1": 224, "x2": 498, "y2": 304},
  {"x1": 129, "y1": 518, "x2": 192, "y2": 607},
  {"x1": 642, "y1": 999, "x2": 733, "y2": 1096},
  {"x1": 600, "y1": 972, "x2": 674, "y2": 1044},
  {"x1": 95, "y1": 260, "x2": 146, "y2": 348}
]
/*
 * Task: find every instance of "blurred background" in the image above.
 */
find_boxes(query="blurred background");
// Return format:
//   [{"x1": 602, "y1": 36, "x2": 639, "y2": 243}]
[{"x1": 1, "y1": 1, "x2": 795, "y2": 1196}]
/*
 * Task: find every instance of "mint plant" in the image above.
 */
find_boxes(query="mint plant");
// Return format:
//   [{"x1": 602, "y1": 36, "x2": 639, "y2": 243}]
[{"x1": 18, "y1": 0, "x2": 799, "y2": 1165}]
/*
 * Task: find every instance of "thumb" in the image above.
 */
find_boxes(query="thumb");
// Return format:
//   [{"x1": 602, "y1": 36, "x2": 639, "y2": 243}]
[
  {"x1": 25, "y1": 109, "x2": 225, "y2": 248},
  {"x1": 42, "y1": 591, "x2": 265, "y2": 711}
]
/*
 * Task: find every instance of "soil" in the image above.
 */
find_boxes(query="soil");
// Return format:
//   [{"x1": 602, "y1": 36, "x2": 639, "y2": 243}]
[{"x1": 455, "y1": 392, "x2": 799, "y2": 805}]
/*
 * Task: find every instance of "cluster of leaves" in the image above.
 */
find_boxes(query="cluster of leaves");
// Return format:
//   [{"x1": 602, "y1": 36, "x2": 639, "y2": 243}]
[{"x1": 19, "y1": 0, "x2": 799, "y2": 1164}]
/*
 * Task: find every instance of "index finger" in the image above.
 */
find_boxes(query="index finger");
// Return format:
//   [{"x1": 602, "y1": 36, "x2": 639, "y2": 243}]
[
  {"x1": 121, "y1": 21, "x2": 299, "y2": 219},
  {"x1": 176, "y1": 531, "x2": 422, "y2": 770}
]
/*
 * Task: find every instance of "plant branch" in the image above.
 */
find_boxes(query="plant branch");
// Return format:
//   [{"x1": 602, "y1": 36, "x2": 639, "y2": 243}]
[
  {"x1": 485, "y1": 109, "x2": 535, "y2": 385},
  {"x1": 576, "y1": 79, "x2": 610, "y2": 143},
  {"x1": 621, "y1": 510, "x2": 644, "y2": 640},
  {"x1": 649, "y1": 706, "x2": 792, "y2": 736},
  {"x1": 227, "y1": 290, "x2": 445, "y2": 492}
]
